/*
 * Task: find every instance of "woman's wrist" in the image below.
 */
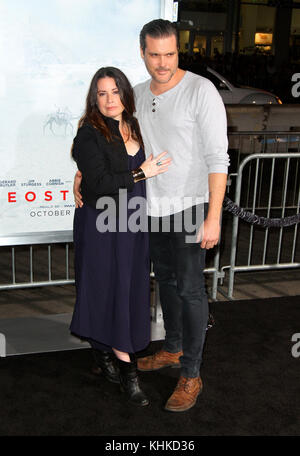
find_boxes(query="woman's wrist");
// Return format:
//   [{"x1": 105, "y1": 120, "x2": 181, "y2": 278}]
[{"x1": 132, "y1": 167, "x2": 146, "y2": 183}]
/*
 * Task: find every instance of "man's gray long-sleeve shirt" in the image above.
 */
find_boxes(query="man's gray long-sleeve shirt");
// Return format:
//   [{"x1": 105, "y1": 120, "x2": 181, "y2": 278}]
[{"x1": 134, "y1": 71, "x2": 229, "y2": 217}]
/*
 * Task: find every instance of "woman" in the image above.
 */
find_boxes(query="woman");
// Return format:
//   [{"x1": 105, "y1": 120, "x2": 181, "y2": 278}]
[{"x1": 70, "y1": 67, "x2": 171, "y2": 407}]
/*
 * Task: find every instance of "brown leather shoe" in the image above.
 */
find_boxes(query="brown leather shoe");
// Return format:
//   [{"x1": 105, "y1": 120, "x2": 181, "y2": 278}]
[
  {"x1": 137, "y1": 349, "x2": 182, "y2": 371},
  {"x1": 164, "y1": 376, "x2": 203, "y2": 412}
]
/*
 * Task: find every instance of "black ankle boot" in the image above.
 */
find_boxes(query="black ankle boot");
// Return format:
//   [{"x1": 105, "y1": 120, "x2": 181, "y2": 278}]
[
  {"x1": 91, "y1": 349, "x2": 120, "y2": 384},
  {"x1": 118, "y1": 358, "x2": 149, "y2": 406}
]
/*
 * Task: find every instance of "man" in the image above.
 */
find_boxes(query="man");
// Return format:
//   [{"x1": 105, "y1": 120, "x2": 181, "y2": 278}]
[
  {"x1": 134, "y1": 19, "x2": 229, "y2": 412},
  {"x1": 74, "y1": 19, "x2": 229, "y2": 412}
]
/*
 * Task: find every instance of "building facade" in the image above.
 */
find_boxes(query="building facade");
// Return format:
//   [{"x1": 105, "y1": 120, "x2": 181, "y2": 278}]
[{"x1": 177, "y1": 0, "x2": 300, "y2": 63}]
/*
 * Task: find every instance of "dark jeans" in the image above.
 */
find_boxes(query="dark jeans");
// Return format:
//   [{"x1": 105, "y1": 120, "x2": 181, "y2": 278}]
[{"x1": 149, "y1": 204, "x2": 208, "y2": 378}]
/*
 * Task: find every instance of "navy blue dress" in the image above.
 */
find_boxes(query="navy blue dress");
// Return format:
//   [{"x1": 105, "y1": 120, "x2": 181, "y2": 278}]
[{"x1": 70, "y1": 148, "x2": 150, "y2": 353}]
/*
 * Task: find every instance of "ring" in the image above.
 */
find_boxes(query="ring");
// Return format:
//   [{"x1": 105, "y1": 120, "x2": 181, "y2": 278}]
[{"x1": 156, "y1": 161, "x2": 162, "y2": 166}]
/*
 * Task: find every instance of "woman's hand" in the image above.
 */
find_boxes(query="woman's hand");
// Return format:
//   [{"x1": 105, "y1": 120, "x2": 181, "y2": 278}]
[
  {"x1": 73, "y1": 170, "x2": 83, "y2": 208},
  {"x1": 140, "y1": 151, "x2": 171, "y2": 179}
]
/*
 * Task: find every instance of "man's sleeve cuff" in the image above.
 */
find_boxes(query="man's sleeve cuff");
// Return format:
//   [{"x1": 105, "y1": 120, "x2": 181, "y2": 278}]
[{"x1": 207, "y1": 166, "x2": 229, "y2": 174}]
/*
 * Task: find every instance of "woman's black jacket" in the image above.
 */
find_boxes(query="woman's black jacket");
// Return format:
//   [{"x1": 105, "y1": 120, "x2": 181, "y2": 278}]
[{"x1": 72, "y1": 118, "x2": 135, "y2": 209}]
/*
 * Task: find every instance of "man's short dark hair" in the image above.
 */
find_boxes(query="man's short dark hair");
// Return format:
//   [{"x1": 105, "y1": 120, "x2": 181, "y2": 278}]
[{"x1": 140, "y1": 19, "x2": 179, "y2": 52}]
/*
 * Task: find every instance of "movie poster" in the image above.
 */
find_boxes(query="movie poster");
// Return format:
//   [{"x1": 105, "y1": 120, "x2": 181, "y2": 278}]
[{"x1": 0, "y1": 0, "x2": 162, "y2": 236}]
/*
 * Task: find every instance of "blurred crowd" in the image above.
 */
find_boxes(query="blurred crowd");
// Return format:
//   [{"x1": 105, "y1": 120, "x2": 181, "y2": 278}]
[{"x1": 179, "y1": 51, "x2": 300, "y2": 103}]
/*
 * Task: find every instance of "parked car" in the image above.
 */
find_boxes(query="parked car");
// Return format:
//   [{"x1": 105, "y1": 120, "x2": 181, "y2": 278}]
[{"x1": 199, "y1": 66, "x2": 282, "y2": 105}]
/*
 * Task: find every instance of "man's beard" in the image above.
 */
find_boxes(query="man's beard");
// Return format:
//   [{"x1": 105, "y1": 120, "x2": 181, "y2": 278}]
[{"x1": 151, "y1": 67, "x2": 176, "y2": 84}]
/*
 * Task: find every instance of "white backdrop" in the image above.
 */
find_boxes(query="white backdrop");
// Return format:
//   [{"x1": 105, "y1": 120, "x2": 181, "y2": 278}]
[{"x1": 0, "y1": 0, "x2": 169, "y2": 236}]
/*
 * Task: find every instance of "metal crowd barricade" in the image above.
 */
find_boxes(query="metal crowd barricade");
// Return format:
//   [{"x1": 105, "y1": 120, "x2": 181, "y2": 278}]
[
  {"x1": 227, "y1": 131, "x2": 300, "y2": 208},
  {"x1": 0, "y1": 230, "x2": 220, "y2": 325},
  {"x1": 222, "y1": 150, "x2": 300, "y2": 299},
  {"x1": 0, "y1": 231, "x2": 221, "y2": 328},
  {"x1": 2, "y1": 131, "x2": 299, "y2": 305},
  {"x1": 0, "y1": 231, "x2": 74, "y2": 291}
]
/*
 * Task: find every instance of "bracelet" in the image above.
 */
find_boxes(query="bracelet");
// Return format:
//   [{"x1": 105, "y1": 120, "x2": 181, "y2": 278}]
[{"x1": 132, "y1": 167, "x2": 146, "y2": 183}]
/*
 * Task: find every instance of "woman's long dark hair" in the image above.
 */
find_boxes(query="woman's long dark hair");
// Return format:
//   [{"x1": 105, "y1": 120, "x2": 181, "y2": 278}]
[{"x1": 77, "y1": 67, "x2": 144, "y2": 148}]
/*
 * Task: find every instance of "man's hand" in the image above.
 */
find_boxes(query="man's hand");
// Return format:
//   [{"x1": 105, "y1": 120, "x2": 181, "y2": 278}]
[
  {"x1": 196, "y1": 217, "x2": 220, "y2": 249},
  {"x1": 196, "y1": 173, "x2": 227, "y2": 249},
  {"x1": 73, "y1": 170, "x2": 83, "y2": 208}
]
